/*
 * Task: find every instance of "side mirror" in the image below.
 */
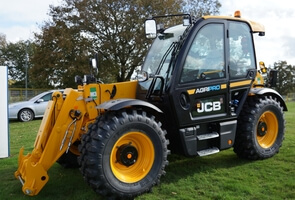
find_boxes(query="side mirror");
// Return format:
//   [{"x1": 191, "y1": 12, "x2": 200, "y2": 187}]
[
  {"x1": 136, "y1": 71, "x2": 149, "y2": 82},
  {"x1": 36, "y1": 99, "x2": 44, "y2": 103},
  {"x1": 268, "y1": 70, "x2": 278, "y2": 88},
  {"x1": 145, "y1": 19, "x2": 157, "y2": 39}
]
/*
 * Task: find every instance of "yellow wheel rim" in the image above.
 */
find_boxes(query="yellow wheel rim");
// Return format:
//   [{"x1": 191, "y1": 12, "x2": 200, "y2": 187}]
[
  {"x1": 256, "y1": 111, "x2": 278, "y2": 148},
  {"x1": 110, "y1": 132, "x2": 155, "y2": 183}
]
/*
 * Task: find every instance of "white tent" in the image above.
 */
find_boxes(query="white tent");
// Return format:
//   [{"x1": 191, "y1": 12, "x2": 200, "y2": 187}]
[{"x1": 0, "y1": 66, "x2": 9, "y2": 158}]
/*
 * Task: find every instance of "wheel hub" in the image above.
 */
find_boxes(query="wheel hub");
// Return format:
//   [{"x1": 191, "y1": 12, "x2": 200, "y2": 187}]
[
  {"x1": 257, "y1": 121, "x2": 267, "y2": 137},
  {"x1": 116, "y1": 143, "x2": 138, "y2": 167}
]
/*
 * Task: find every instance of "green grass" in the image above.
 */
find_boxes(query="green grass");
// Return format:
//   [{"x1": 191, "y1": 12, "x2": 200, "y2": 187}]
[{"x1": 1, "y1": 102, "x2": 295, "y2": 200}]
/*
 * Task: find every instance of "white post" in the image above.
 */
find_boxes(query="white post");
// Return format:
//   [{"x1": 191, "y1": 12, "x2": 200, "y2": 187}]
[{"x1": 0, "y1": 66, "x2": 9, "y2": 158}]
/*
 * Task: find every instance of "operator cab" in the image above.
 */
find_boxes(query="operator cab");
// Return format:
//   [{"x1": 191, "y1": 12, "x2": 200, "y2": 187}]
[
  {"x1": 139, "y1": 13, "x2": 264, "y2": 120},
  {"x1": 139, "y1": 12, "x2": 265, "y2": 156}
]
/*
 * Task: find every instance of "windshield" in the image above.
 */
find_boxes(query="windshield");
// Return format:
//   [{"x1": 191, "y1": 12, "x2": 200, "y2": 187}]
[{"x1": 142, "y1": 25, "x2": 187, "y2": 77}]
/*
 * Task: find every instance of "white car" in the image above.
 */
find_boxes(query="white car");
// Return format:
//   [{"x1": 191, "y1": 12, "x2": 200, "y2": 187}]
[{"x1": 9, "y1": 90, "x2": 63, "y2": 122}]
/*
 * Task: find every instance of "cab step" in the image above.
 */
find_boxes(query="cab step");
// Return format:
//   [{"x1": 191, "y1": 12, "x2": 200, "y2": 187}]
[
  {"x1": 197, "y1": 147, "x2": 220, "y2": 157},
  {"x1": 197, "y1": 132, "x2": 219, "y2": 140}
]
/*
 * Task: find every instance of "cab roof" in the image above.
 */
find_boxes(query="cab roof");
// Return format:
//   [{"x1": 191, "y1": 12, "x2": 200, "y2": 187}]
[{"x1": 203, "y1": 15, "x2": 265, "y2": 35}]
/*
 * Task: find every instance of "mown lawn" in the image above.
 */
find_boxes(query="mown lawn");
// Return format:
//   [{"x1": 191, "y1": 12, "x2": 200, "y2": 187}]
[{"x1": 1, "y1": 102, "x2": 294, "y2": 200}]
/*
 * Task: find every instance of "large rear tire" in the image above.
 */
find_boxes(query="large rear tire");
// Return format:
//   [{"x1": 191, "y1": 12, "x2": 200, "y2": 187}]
[
  {"x1": 78, "y1": 110, "x2": 169, "y2": 199},
  {"x1": 234, "y1": 96, "x2": 285, "y2": 160}
]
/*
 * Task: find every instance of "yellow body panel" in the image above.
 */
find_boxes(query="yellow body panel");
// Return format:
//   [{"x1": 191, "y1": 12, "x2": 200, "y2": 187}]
[
  {"x1": 230, "y1": 80, "x2": 252, "y2": 88},
  {"x1": 100, "y1": 80, "x2": 138, "y2": 103},
  {"x1": 252, "y1": 72, "x2": 265, "y2": 87}
]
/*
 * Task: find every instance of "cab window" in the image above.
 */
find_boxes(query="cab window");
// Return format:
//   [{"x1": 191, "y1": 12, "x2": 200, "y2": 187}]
[
  {"x1": 180, "y1": 23, "x2": 225, "y2": 83},
  {"x1": 229, "y1": 22, "x2": 255, "y2": 78}
]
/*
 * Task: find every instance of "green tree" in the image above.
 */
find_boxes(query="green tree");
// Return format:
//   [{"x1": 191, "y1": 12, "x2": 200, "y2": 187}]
[
  {"x1": 273, "y1": 61, "x2": 295, "y2": 95},
  {"x1": 0, "y1": 33, "x2": 7, "y2": 65},
  {"x1": 0, "y1": 39, "x2": 32, "y2": 88},
  {"x1": 182, "y1": 0, "x2": 221, "y2": 16},
  {"x1": 31, "y1": 0, "x2": 221, "y2": 87},
  {"x1": 31, "y1": 20, "x2": 91, "y2": 88}
]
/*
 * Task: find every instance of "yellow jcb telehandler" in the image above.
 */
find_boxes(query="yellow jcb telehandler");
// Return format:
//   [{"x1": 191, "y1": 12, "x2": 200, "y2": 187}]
[{"x1": 15, "y1": 11, "x2": 287, "y2": 199}]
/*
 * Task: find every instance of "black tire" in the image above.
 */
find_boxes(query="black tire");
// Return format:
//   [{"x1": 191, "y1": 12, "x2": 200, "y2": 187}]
[
  {"x1": 78, "y1": 109, "x2": 169, "y2": 199},
  {"x1": 57, "y1": 149, "x2": 80, "y2": 168},
  {"x1": 234, "y1": 96, "x2": 285, "y2": 160},
  {"x1": 18, "y1": 108, "x2": 34, "y2": 122}
]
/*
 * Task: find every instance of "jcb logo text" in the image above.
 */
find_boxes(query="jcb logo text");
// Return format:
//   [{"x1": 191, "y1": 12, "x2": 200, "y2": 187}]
[{"x1": 197, "y1": 101, "x2": 221, "y2": 113}]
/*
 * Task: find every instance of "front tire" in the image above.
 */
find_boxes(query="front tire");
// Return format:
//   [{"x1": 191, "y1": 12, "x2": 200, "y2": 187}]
[
  {"x1": 234, "y1": 96, "x2": 285, "y2": 160},
  {"x1": 57, "y1": 143, "x2": 80, "y2": 168},
  {"x1": 78, "y1": 110, "x2": 169, "y2": 199}
]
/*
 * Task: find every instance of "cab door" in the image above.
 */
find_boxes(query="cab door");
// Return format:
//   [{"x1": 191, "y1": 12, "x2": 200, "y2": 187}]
[
  {"x1": 228, "y1": 21, "x2": 257, "y2": 115},
  {"x1": 170, "y1": 21, "x2": 231, "y2": 128}
]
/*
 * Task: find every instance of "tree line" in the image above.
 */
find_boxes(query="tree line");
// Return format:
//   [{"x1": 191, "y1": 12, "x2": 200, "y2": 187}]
[{"x1": 1, "y1": 0, "x2": 294, "y2": 95}]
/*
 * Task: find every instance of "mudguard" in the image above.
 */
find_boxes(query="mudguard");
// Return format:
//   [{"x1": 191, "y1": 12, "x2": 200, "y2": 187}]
[
  {"x1": 250, "y1": 88, "x2": 288, "y2": 111},
  {"x1": 97, "y1": 98, "x2": 163, "y2": 113}
]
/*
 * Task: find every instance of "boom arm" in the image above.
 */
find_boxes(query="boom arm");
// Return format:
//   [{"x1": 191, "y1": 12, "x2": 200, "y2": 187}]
[
  {"x1": 14, "y1": 80, "x2": 139, "y2": 196},
  {"x1": 14, "y1": 88, "x2": 94, "y2": 195}
]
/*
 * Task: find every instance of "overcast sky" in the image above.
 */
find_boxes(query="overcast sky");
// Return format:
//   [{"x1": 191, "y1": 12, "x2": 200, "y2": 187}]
[{"x1": 1, "y1": 0, "x2": 294, "y2": 66}]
